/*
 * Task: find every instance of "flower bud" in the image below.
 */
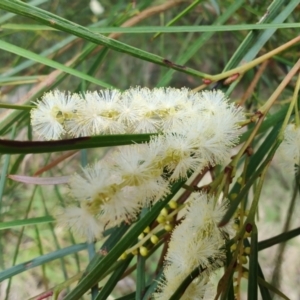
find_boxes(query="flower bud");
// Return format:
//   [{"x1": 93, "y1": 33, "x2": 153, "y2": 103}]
[{"x1": 139, "y1": 246, "x2": 148, "y2": 257}]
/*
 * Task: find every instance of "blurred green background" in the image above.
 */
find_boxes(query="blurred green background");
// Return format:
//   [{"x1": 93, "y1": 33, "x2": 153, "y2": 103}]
[{"x1": 0, "y1": 0, "x2": 300, "y2": 299}]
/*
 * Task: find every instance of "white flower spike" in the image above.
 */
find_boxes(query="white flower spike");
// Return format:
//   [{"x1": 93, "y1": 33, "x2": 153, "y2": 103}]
[
  {"x1": 67, "y1": 90, "x2": 124, "y2": 137},
  {"x1": 31, "y1": 90, "x2": 81, "y2": 140},
  {"x1": 277, "y1": 123, "x2": 300, "y2": 174},
  {"x1": 56, "y1": 204, "x2": 103, "y2": 242},
  {"x1": 32, "y1": 87, "x2": 244, "y2": 243},
  {"x1": 154, "y1": 193, "x2": 229, "y2": 299}
]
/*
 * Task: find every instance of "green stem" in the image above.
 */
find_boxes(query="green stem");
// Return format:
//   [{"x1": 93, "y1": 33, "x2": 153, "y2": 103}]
[
  {"x1": 152, "y1": 0, "x2": 202, "y2": 39},
  {"x1": 0, "y1": 103, "x2": 33, "y2": 110},
  {"x1": 293, "y1": 73, "x2": 300, "y2": 127},
  {"x1": 0, "y1": 0, "x2": 208, "y2": 79},
  {"x1": 231, "y1": 58, "x2": 300, "y2": 168},
  {"x1": 205, "y1": 36, "x2": 300, "y2": 82}
]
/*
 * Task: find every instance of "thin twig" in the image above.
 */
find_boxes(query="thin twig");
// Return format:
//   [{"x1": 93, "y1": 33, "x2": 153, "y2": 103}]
[{"x1": 238, "y1": 60, "x2": 269, "y2": 106}]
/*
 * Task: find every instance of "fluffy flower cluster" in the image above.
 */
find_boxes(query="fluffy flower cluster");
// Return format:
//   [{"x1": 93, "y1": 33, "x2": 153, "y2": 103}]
[
  {"x1": 153, "y1": 193, "x2": 230, "y2": 300},
  {"x1": 32, "y1": 88, "x2": 244, "y2": 242},
  {"x1": 31, "y1": 88, "x2": 243, "y2": 140},
  {"x1": 277, "y1": 123, "x2": 300, "y2": 174},
  {"x1": 57, "y1": 144, "x2": 170, "y2": 241}
]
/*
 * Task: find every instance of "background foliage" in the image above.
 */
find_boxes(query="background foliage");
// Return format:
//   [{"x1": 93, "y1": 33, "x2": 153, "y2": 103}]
[{"x1": 0, "y1": 0, "x2": 300, "y2": 299}]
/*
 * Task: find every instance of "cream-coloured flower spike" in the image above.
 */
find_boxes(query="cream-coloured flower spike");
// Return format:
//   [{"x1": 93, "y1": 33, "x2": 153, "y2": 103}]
[
  {"x1": 121, "y1": 87, "x2": 162, "y2": 133},
  {"x1": 150, "y1": 87, "x2": 193, "y2": 132},
  {"x1": 184, "y1": 90, "x2": 244, "y2": 163},
  {"x1": 151, "y1": 133, "x2": 207, "y2": 181},
  {"x1": 31, "y1": 88, "x2": 244, "y2": 143},
  {"x1": 180, "y1": 275, "x2": 216, "y2": 300},
  {"x1": 56, "y1": 205, "x2": 103, "y2": 242},
  {"x1": 154, "y1": 193, "x2": 228, "y2": 299},
  {"x1": 68, "y1": 161, "x2": 119, "y2": 203},
  {"x1": 67, "y1": 90, "x2": 125, "y2": 137},
  {"x1": 67, "y1": 157, "x2": 163, "y2": 229},
  {"x1": 277, "y1": 123, "x2": 300, "y2": 174},
  {"x1": 31, "y1": 90, "x2": 81, "y2": 140}
]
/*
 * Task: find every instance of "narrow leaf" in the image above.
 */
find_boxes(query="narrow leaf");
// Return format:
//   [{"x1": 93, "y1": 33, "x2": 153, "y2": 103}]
[
  {"x1": 0, "y1": 134, "x2": 153, "y2": 154},
  {"x1": 0, "y1": 243, "x2": 87, "y2": 281},
  {"x1": 257, "y1": 277, "x2": 290, "y2": 300},
  {"x1": 64, "y1": 177, "x2": 187, "y2": 299},
  {"x1": 0, "y1": 0, "x2": 207, "y2": 79},
  {"x1": 2, "y1": 23, "x2": 300, "y2": 33},
  {"x1": 248, "y1": 224, "x2": 258, "y2": 299},
  {"x1": 258, "y1": 227, "x2": 300, "y2": 251},
  {"x1": 8, "y1": 175, "x2": 69, "y2": 185},
  {"x1": 95, "y1": 257, "x2": 133, "y2": 300},
  {"x1": 0, "y1": 40, "x2": 112, "y2": 88},
  {"x1": 0, "y1": 216, "x2": 55, "y2": 230}
]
